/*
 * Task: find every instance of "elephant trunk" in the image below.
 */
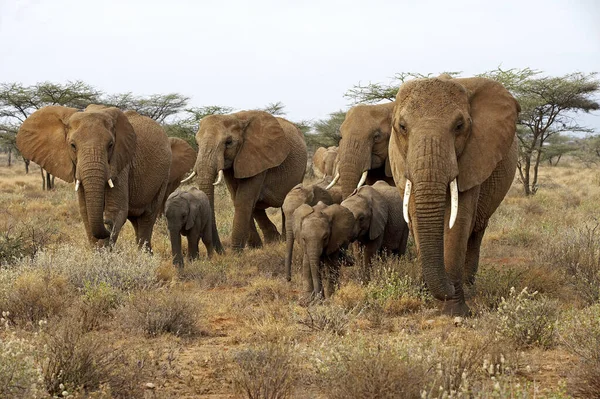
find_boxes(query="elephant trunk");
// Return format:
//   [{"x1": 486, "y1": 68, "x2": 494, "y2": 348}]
[
  {"x1": 338, "y1": 137, "x2": 371, "y2": 199},
  {"x1": 168, "y1": 226, "x2": 184, "y2": 267},
  {"x1": 306, "y1": 240, "x2": 324, "y2": 297},
  {"x1": 409, "y1": 136, "x2": 458, "y2": 301},
  {"x1": 195, "y1": 150, "x2": 224, "y2": 254},
  {"x1": 80, "y1": 160, "x2": 110, "y2": 240}
]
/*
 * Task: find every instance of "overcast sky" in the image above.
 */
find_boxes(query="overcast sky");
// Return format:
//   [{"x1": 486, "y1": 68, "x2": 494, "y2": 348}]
[{"x1": 1, "y1": 0, "x2": 599, "y2": 130}]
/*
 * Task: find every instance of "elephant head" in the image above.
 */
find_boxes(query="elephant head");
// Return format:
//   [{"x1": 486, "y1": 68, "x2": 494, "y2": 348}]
[
  {"x1": 293, "y1": 202, "x2": 355, "y2": 297},
  {"x1": 16, "y1": 105, "x2": 136, "y2": 240},
  {"x1": 388, "y1": 76, "x2": 519, "y2": 301},
  {"x1": 340, "y1": 185, "x2": 388, "y2": 242},
  {"x1": 335, "y1": 102, "x2": 395, "y2": 198},
  {"x1": 186, "y1": 110, "x2": 293, "y2": 251},
  {"x1": 313, "y1": 146, "x2": 338, "y2": 177}
]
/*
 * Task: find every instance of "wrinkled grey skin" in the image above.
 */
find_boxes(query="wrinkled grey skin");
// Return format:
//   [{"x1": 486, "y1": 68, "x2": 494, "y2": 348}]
[
  {"x1": 342, "y1": 181, "x2": 409, "y2": 279},
  {"x1": 165, "y1": 187, "x2": 214, "y2": 268},
  {"x1": 283, "y1": 179, "x2": 342, "y2": 281},
  {"x1": 293, "y1": 202, "x2": 355, "y2": 299}
]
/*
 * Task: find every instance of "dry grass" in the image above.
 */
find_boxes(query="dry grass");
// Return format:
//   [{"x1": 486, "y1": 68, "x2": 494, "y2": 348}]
[{"x1": 1, "y1": 157, "x2": 599, "y2": 397}]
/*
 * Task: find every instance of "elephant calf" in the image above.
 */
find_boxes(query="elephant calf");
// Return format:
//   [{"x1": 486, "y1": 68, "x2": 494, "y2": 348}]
[
  {"x1": 283, "y1": 179, "x2": 343, "y2": 281},
  {"x1": 165, "y1": 187, "x2": 214, "y2": 268},
  {"x1": 341, "y1": 181, "x2": 409, "y2": 279},
  {"x1": 293, "y1": 202, "x2": 355, "y2": 299}
]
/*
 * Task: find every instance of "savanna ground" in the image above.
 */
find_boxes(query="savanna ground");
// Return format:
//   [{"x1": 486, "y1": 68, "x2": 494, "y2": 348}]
[{"x1": 1, "y1": 154, "x2": 600, "y2": 399}]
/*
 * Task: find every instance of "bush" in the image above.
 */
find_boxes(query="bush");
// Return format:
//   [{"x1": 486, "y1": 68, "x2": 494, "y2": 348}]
[
  {"x1": 0, "y1": 215, "x2": 59, "y2": 264},
  {"x1": 539, "y1": 222, "x2": 600, "y2": 304},
  {"x1": 319, "y1": 341, "x2": 426, "y2": 399},
  {"x1": 228, "y1": 343, "x2": 296, "y2": 399},
  {"x1": 493, "y1": 287, "x2": 558, "y2": 349},
  {"x1": 120, "y1": 290, "x2": 199, "y2": 337},
  {"x1": 559, "y1": 304, "x2": 600, "y2": 398},
  {"x1": 0, "y1": 332, "x2": 43, "y2": 397},
  {"x1": 77, "y1": 282, "x2": 122, "y2": 331},
  {"x1": 297, "y1": 304, "x2": 356, "y2": 336}
]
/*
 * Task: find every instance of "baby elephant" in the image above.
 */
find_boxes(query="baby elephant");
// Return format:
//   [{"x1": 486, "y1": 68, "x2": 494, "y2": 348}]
[
  {"x1": 165, "y1": 187, "x2": 214, "y2": 268},
  {"x1": 293, "y1": 202, "x2": 355, "y2": 299},
  {"x1": 341, "y1": 181, "x2": 409, "y2": 277},
  {"x1": 283, "y1": 180, "x2": 342, "y2": 281}
]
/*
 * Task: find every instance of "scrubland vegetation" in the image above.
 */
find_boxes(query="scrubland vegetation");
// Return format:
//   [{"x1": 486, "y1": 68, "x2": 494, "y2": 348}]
[{"x1": 1, "y1": 155, "x2": 600, "y2": 398}]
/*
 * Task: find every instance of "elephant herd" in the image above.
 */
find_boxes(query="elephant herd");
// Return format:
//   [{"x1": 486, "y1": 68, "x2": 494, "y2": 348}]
[{"x1": 15, "y1": 75, "x2": 520, "y2": 316}]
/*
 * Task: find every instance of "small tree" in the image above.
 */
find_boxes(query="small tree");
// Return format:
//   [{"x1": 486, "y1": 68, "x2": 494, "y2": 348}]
[
  {"x1": 482, "y1": 68, "x2": 600, "y2": 195},
  {"x1": 163, "y1": 105, "x2": 234, "y2": 149},
  {"x1": 103, "y1": 92, "x2": 189, "y2": 123},
  {"x1": 541, "y1": 133, "x2": 578, "y2": 166},
  {"x1": 261, "y1": 101, "x2": 286, "y2": 116},
  {"x1": 307, "y1": 110, "x2": 346, "y2": 150}
]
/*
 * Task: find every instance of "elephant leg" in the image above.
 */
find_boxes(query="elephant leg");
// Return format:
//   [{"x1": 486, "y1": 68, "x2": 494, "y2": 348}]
[
  {"x1": 362, "y1": 238, "x2": 382, "y2": 283},
  {"x1": 247, "y1": 218, "x2": 263, "y2": 248},
  {"x1": 202, "y1": 224, "x2": 214, "y2": 259},
  {"x1": 281, "y1": 209, "x2": 286, "y2": 241},
  {"x1": 187, "y1": 231, "x2": 200, "y2": 260},
  {"x1": 231, "y1": 174, "x2": 265, "y2": 251},
  {"x1": 135, "y1": 182, "x2": 168, "y2": 253},
  {"x1": 464, "y1": 227, "x2": 486, "y2": 285},
  {"x1": 442, "y1": 187, "x2": 480, "y2": 316},
  {"x1": 103, "y1": 173, "x2": 129, "y2": 247},
  {"x1": 253, "y1": 208, "x2": 280, "y2": 243},
  {"x1": 323, "y1": 257, "x2": 341, "y2": 298},
  {"x1": 310, "y1": 258, "x2": 324, "y2": 299}
]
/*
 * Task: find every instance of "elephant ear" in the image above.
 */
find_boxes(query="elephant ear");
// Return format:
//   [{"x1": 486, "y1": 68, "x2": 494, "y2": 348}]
[
  {"x1": 312, "y1": 185, "x2": 334, "y2": 206},
  {"x1": 323, "y1": 204, "x2": 355, "y2": 255},
  {"x1": 363, "y1": 187, "x2": 388, "y2": 241},
  {"x1": 454, "y1": 77, "x2": 520, "y2": 192},
  {"x1": 293, "y1": 204, "x2": 314, "y2": 241},
  {"x1": 169, "y1": 137, "x2": 197, "y2": 184},
  {"x1": 16, "y1": 105, "x2": 79, "y2": 182},
  {"x1": 233, "y1": 111, "x2": 291, "y2": 179},
  {"x1": 185, "y1": 194, "x2": 200, "y2": 230},
  {"x1": 384, "y1": 156, "x2": 393, "y2": 177},
  {"x1": 88, "y1": 106, "x2": 137, "y2": 179}
]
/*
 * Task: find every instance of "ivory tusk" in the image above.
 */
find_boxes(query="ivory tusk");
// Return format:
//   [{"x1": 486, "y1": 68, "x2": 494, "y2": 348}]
[
  {"x1": 213, "y1": 170, "x2": 224, "y2": 186},
  {"x1": 180, "y1": 171, "x2": 196, "y2": 183},
  {"x1": 75, "y1": 180, "x2": 80, "y2": 192},
  {"x1": 107, "y1": 178, "x2": 114, "y2": 188},
  {"x1": 356, "y1": 170, "x2": 368, "y2": 190},
  {"x1": 403, "y1": 180, "x2": 411, "y2": 225},
  {"x1": 449, "y1": 178, "x2": 458, "y2": 229},
  {"x1": 325, "y1": 173, "x2": 340, "y2": 190}
]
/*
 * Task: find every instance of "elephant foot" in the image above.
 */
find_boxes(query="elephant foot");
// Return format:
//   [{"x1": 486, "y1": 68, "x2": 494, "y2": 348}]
[
  {"x1": 247, "y1": 237, "x2": 263, "y2": 248},
  {"x1": 440, "y1": 300, "x2": 472, "y2": 317}
]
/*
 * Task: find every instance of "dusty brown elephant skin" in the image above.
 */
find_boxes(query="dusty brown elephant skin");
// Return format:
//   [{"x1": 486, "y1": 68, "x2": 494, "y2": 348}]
[
  {"x1": 341, "y1": 181, "x2": 409, "y2": 276},
  {"x1": 161, "y1": 137, "x2": 197, "y2": 214},
  {"x1": 293, "y1": 203, "x2": 355, "y2": 299},
  {"x1": 165, "y1": 187, "x2": 213, "y2": 268},
  {"x1": 283, "y1": 181, "x2": 342, "y2": 281},
  {"x1": 334, "y1": 102, "x2": 396, "y2": 199},
  {"x1": 312, "y1": 146, "x2": 338, "y2": 177},
  {"x1": 189, "y1": 111, "x2": 307, "y2": 253},
  {"x1": 16, "y1": 105, "x2": 171, "y2": 250},
  {"x1": 388, "y1": 76, "x2": 519, "y2": 316}
]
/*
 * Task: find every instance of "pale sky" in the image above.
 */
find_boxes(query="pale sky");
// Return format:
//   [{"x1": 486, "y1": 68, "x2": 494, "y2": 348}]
[{"x1": 1, "y1": 0, "x2": 599, "y2": 129}]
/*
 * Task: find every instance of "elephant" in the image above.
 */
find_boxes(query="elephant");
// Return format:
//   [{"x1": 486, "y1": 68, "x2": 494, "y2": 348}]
[
  {"x1": 293, "y1": 202, "x2": 355, "y2": 299},
  {"x1": 164, "y1": 187, "x2": 213, "y2": 268},
  {"x1": 161, "y1": 137, "x2": 197, "y2": 214},
  {"x1": 16, "y1": 105, "x2": 171, "y2": 250},
  {"x1": 341, "y1": 181, "x2": 409, "y2": 276},
  {"x1": 312, "y1": 146, "x2": 338, "y2": 177},
  {"x1": 388, "y1": 75, "x2": 519, "y2": 316},
  {"x1": 283, "y1": 180, "x2": 343, "y2": 281},
  {"x1": 329, "y1": 102, "x2": 396, "y2": 199},
  {"x1": 183, "y1": 110, "x2": 307, "y2": 253}
]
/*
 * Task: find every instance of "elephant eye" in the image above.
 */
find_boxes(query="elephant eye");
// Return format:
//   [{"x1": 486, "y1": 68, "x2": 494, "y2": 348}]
[
  {"x1": 455, "y1": 122, "x2": 464, "y2": 133},
  {"x1": 398, "y1": 123, "x2": 407, "y2": 134},
  {"x1": 70, "y1": 142, "x2": 77, "y2": 151},
  {"x1": 225, "y1": 137, "x2": 233, "y2": 147}
]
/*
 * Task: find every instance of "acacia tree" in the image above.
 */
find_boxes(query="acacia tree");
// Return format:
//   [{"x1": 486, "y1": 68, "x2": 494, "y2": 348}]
[
  {"x1": 541, "y1": 133, "x2": 578, "y2": 166},
  {"x1": 307, "y1": 110, "x2": 346, "y2": 150},
  {"x1": 482, "y1": 68, "x2": 600, "y2": 195},
  {"x1": 103, "y1": 92, "x2": 189, "y2": 123},
  {"x1": 163, "y1": 105, "x2": 234, "y2": 149}
]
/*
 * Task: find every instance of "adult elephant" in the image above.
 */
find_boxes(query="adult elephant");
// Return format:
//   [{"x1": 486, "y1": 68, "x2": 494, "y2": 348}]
[
  {"x1": 161, "y1": 137, "x2": 197, "y2": 214},
  {"x1": 183, "y1": 111, "x2": 307, "y2": 252},
  {"x1": 16, "y1": 105, "x2": 171, "y2": 250},
  {"x1": 330, "y1": 102, "x2": 396, "y2": 198},
  {"x1": 388, "y1": 75, "x2": 519, "y2": 316},
  {"x1": 312, "y1": 146, "x2": 338, "y2": 177}
]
